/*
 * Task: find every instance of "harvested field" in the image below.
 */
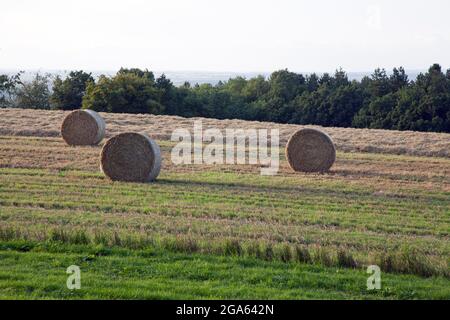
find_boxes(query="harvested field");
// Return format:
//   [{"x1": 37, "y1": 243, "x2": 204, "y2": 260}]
[
  {"x1": 1, "y1": 108, "x2": 449, "y2": 157},
  {"x1": 0, "y1": 108, "x2": 449, "y2": 299}
]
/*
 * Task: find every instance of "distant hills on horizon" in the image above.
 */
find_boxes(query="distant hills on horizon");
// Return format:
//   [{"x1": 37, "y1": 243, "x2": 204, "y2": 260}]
[{"x1": 0, "y1": 68, "x2": 425, "y2": 86}]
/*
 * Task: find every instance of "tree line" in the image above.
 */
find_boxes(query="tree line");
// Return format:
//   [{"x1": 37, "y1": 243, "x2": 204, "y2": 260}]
[{"x1": 1, "y1": 64, "x2": 449, "y2": 133}]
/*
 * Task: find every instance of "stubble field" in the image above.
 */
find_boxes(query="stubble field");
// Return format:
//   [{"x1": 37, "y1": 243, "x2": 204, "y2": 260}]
[{"x1": 0, "y1": 108, "x2": 449, "y2": 299}]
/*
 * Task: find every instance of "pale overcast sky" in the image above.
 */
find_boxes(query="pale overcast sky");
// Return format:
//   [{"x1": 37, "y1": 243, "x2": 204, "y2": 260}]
[{"x1": 1, "y1": 0, "x2": 449, "y2": 72}]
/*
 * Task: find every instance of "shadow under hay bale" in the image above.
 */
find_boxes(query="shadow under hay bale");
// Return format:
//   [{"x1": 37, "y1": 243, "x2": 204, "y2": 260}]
[
  {"x1": 61, "y1": 109, "x2": 105, "y2": 146},
  {"x1": 100, "y1": 132, "x2": 161, "y2": 182},
  {"x1": 285, "y1": 128, "x2": 336, "y2": 172}
]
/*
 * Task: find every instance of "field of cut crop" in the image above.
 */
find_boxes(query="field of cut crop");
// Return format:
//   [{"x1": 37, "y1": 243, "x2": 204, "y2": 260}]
[{"x1": 0, "y1": 108, "x2": 449, "y2": 299}]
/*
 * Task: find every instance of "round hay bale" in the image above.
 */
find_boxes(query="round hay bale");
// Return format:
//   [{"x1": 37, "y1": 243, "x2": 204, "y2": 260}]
[
  {"x1": 100, "y1": 132, "x2": 161, "y2": 182},
  {"x1": 285, "y1": 128, "x2": 336, "y2": 172},
  {"x1": 61, "y1": 109, "x2": 105, "y2": 146}
]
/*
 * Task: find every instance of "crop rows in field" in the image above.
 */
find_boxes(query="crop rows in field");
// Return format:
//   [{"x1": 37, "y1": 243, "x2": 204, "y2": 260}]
[
  {"x1": 1, "y1": 107, "x2": 450, "y2": 157},
  {"x1": 1, "y1": 162, "x2": 448, "y2": 277}
]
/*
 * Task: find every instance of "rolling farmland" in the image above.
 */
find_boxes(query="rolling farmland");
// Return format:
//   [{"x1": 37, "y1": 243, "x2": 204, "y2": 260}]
[{"x1": 0, "y1": 108, "x2": 449, "y2": 299}]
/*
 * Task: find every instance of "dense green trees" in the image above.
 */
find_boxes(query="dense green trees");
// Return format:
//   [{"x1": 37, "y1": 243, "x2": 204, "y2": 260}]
[
  {"x1": 353, "y1": 93, "x2": 397, "y2": 129},
  {"x1": 82, "y1": 69, "x2": 164, "y2": 114},
  {"x1": 2, "y1": 64, "x2": 449, "y2": 132},
  {"x1": 354, "y1": 64, "x2": 450, "y2": 132},
  {"x1": 51, "y1": 71, "x2": 94, "y2": 110},
  {"x1": 67, "y1": 64, "x2": 450, "y2": 133}
]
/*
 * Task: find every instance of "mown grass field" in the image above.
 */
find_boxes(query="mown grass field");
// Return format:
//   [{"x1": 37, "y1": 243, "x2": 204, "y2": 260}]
[
  {"x1": 2, "y1": 242, "x2": 449, "y2": 299},
  {"x1": 0, "y1": 110, "x2": 449, "y2": 299}
]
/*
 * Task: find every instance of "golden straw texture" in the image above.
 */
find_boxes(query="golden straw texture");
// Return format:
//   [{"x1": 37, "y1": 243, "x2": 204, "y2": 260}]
[
  {"x1": 286, "y1": 128, "x2": 336, "y2": 172},
  {"x1": 100, "y1": 132, "x2": 161, "y2": 182}
]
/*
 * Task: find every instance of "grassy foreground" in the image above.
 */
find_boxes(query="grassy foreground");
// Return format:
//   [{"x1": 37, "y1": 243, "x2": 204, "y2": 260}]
[{"x1": 1, "y1": 241, "x2": 449, "y2": 299}]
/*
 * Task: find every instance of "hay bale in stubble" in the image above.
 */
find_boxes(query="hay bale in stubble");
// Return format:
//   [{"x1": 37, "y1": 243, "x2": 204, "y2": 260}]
[
  {"x1": 285, "y1": 128, "x2": 336, "y2": 172},
  {"x1": 61, "y1": 109, "x2": 105, "y2": 146},
  {"x1": 100, "y1": 132, "x2": 161, "y2": 182}
]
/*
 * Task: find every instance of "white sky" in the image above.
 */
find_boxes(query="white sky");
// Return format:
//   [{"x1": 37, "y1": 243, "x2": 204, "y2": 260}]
[{"x1": 1, "y1": 0, "x2": 449, "y2": 72}]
